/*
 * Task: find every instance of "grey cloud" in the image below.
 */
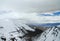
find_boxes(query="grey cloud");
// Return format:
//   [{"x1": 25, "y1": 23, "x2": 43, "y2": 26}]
[{"x1": 0, "y1": 0, "x2": 60, "y2": 13}]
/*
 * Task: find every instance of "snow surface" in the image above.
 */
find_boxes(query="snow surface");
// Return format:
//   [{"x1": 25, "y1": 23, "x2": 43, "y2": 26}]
[
  {"x1": 0, "y1": 19, "x2": 35, "y2": 41},
  {"x1": 34, "y1": 27, "x2": 60, "y2": 41}
]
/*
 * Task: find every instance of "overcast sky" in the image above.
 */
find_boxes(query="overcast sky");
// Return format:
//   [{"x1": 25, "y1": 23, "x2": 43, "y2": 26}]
[
  {"x1": 0, "y1": 0, "x2": 60, "y2": 13},
  {"x1": 0, "y1": 0, "x2": 60, "y2": 23}
]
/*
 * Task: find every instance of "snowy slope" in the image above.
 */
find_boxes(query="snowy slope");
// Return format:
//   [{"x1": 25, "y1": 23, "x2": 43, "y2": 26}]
[
  {"x1": 35, "y1": 26, "x2": 60, "y2": 41},
  {"x1": 0, "y1": 19, "x2": 35, "y2": 41}
]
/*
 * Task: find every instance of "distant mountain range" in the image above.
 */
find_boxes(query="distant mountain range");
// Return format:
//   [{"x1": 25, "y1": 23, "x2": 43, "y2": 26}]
[{"x1": 28, "y1": 23, "x2": 60, "y2": 27}]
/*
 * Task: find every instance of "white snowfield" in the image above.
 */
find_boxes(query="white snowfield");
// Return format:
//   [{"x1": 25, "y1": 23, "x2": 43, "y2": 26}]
[
  {"x1": 35, "y1": 26, "x2": 60, "y2": 41},
  {"x1": 0, "y1": 19, "x2": 35, "y2": 41}
]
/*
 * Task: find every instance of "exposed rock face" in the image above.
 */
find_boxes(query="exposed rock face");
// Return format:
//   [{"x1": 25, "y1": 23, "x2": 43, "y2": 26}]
[{"x1": 35, "y1": 27, "x2": 60, "y2": 41}]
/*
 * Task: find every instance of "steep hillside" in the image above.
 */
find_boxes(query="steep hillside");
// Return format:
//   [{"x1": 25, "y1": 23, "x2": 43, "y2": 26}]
[{"x1": 35, "y1": 26, "x2": 60, "y2": 41}]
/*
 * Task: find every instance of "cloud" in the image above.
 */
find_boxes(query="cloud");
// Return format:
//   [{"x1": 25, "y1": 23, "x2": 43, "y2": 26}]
[
  {"x1": 0, "y1": 10, "x2": 38, "y2": 20},
  {"x1": 0, "y1": 0, "x2": 60, "y2": 13},
  {"x1": 0, "y1": 0, "x2": 60, "y2": 23},
  {"x1": 0, "y1": 10, "x2": 60, "y2": 23},
  {"x1": 0, "y1": 11, "x2": 20, "y2": 19}
]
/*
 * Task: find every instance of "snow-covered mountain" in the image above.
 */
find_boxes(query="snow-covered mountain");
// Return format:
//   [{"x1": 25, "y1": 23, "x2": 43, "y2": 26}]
[
  {"x1": 0, "y1": 19, "x2": 35, "y2": 41},
  {"x1": 34, "y1": 26, "x2": 60, "y2": 41}
]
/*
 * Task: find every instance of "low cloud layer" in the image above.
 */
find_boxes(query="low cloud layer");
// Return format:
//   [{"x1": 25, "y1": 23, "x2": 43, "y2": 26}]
[{"x1": 0, "y1": 10, "x2": 60, "y2": 23}]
